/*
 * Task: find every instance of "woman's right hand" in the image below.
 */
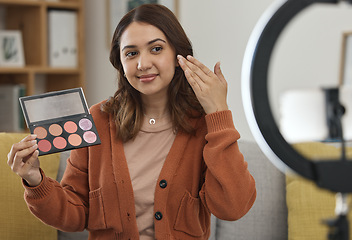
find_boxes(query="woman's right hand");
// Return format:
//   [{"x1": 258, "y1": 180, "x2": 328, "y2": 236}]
[{"x1": 7, "y1": 135, "x2": 42, "y2": 187}]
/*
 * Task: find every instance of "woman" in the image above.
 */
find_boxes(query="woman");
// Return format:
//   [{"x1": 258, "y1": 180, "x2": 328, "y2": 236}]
[{"x1": 7, "y1": 4, "x2": 256, "y2": 240}]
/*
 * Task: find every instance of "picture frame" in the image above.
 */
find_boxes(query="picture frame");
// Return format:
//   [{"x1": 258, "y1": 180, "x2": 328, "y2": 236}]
[
  {"x1": 0, "y1": 30, "x2": 25, "y2": 67},
  {"x1": 106, "y1": 0, "x2": 179, "y2": 48},
  {"x1": 339, "y1": 31, "x2": 352, "y2": 86}
]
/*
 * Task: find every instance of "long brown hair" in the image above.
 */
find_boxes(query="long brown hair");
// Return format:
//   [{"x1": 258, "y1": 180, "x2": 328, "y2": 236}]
[{"x1": 101, "y1": 4, "x2": 204, "y2": 142}]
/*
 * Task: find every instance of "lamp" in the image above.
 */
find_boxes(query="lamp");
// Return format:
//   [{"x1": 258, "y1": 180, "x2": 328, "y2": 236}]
[{"x1": 241, "y1": 0, "x2": 352, "y2": 239}]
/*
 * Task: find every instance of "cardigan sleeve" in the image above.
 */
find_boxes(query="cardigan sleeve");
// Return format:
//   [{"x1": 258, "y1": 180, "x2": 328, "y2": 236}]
[
  {"x1": 199, "y1": 110, "x2": 256, "y2": 221},
  {"x1": 23, "y1": 147, "x2": 89, "y2": 232}
]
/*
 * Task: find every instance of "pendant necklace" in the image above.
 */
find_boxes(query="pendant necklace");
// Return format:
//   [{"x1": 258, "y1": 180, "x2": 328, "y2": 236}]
[
  {"x1": 144, "y1": 112, "x2": 168, "y2": 125},
  {"x1": 149, "y1": 118, "x2": 156, "y2": 125}
]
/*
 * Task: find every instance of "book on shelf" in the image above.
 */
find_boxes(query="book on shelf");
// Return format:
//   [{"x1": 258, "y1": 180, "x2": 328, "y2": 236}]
[
  {"x1": 48, "y1": 9, "x2": 78, "y2": 68},
  {"x1": 0, "y1": 84, "x2": 26, "y2": 132}
]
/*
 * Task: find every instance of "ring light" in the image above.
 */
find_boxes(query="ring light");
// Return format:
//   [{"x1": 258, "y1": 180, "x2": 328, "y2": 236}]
[{"x1": 241, "y1": 0, "x2": 352, "y2": 193}]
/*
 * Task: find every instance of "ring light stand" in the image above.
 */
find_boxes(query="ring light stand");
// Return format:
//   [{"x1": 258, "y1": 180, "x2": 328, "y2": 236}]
[{"x1": 241, "y1": 0, "x2": 352, "y2": 239}]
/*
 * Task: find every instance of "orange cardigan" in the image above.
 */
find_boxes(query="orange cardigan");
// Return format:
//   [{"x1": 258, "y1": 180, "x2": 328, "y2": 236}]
[{"x1": 24, "y1": 102, "x2": 256, "y2": 240}]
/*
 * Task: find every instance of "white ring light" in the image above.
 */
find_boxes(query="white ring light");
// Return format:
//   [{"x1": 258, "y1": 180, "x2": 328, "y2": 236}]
[{"x1": 241, "y1": 0, "x2": 352, "y2": 193}]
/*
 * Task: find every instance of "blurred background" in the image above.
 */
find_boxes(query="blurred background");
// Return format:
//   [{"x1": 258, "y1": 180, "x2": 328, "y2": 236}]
[{"x1": 85, "y1": 0, "x2": 352, "y2": 141}]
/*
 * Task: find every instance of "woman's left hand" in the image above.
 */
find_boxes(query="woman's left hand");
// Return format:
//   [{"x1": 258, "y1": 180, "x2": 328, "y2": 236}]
[{"x1": 177, "y1": 55, "x2": 228, "y2": 114}]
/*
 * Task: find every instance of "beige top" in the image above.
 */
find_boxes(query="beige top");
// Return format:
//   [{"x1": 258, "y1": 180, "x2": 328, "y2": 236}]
[{"x1": 123, "y1": 115, "x2": 176, "y2": 239}]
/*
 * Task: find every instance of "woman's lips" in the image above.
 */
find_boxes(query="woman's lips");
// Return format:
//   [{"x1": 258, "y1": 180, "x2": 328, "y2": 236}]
[{"x1": 138, "y1": 74, "x2": 158, "y2": 83}]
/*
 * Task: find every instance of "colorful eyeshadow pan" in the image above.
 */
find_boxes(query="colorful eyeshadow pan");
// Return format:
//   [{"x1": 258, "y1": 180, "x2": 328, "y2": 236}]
[
  {"x1": 79, "y1": 118, "x2": 92, "y2": 131},
  {"x1": 83, "y1": 131, "x2": 97, "y2": 143},
  {"x1": 38, "y1": 139, "x2": 51, "y2": 152},
  {"x1": 68, "y1": 134, "x2": 82, "y2": 146},
  {"x1": 34, "y1": 126, "x2": 47, "y2": 139},
  {"x1": 64, "y1": 121, "x2": 78, "y2": 133},
  {"x1": 49, "y1": 124, "x2": 62, "y2": 136},
  {"x1": 19, "y1": 88, "x2": 101, "y2": 156},
  {"x1": 53, "y1": 137, "x2": 67, "y2": 149}
]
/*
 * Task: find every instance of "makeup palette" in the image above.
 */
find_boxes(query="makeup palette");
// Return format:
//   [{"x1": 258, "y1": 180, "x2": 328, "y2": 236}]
[{"x1": 19, "y1": 88, "x2": 101, "y2": 156}]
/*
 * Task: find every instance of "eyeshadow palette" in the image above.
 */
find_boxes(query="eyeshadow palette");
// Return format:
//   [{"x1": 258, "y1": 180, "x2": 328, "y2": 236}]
[{"x1": 19, "y1": 88, "x2": 101, "y2": 156}]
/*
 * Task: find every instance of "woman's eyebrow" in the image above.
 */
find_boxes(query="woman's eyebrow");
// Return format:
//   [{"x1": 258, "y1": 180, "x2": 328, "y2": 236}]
[
  {"x1": 121, "y1": 38, "x2": 166, "y2": 52},
  {"x1": 148, "y1": 38, "x2": 166, "y2": 45}
]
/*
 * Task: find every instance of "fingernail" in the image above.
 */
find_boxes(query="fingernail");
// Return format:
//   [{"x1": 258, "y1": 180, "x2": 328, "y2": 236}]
[
  {"x1": 187, "y1": 55, "x2": 193, "y2": 60},
  {"x1": 31, "y1": 134, "x2": 37, "y2": 138},
  {"x1": 34, "y1": 150, "x2": 39, "y2": 156},
  {"x1": 31, "y1": 140, "x2": 37, "y2": 145},
  {"x1": 216, "y1": 61, "x2": 221, "y2": 70},
  {"x1": 32, "y1": 144, "x2": 38, "y2": 149}
]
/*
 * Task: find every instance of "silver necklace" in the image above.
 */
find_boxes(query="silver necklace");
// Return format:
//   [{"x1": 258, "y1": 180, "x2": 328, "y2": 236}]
[
  {"x1": 148, "y1": 117, "x2": 156, "y2": 125},
  {"x1": 144, "y1": 112, "x2": 168, "y2": 125}
]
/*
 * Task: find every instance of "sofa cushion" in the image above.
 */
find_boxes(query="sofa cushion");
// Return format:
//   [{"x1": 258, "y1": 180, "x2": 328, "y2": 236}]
[
  {"x1": 214, "y1": 140, "x2": 288, "y2": 240},
  {"x1": 0, "y1": 132, "x2": 60, "y2": 240},
  {"x1": 287, "y1": 142, "x2": 352, "y2": 240},
  {"x1": 286, "y1": 174, "x2": 352, "y2": 240}
]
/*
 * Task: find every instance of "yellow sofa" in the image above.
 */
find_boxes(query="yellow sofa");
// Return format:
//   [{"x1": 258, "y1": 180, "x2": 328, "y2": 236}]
[
  {"x1": 286, "y1": 142, "x2": 352, "y2": 240},
  {"x1": 0, "y1": 133, "x2": 60, "y2": 240},
  {"x1": 0, "y1": 133, "x2": 88, "y2": 240}
]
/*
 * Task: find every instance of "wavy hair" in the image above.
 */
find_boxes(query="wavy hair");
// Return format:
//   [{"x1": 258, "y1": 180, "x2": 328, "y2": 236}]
[{"x1": 101, "y1": 4, "x2": 204, "y2": 142}]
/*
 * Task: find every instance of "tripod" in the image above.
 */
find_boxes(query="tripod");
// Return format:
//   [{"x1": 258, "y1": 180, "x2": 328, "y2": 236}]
[
  {"x1": 324, "y1": 193, "x2": 349, "y2": 240},
  {"x1": 322, "y1": 89, "x2": 350, "y2": 240}
]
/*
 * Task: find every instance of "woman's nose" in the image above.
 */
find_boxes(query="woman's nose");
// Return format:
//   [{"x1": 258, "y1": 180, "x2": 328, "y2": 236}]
[{"x1": 137, "y1": 54, "x2": 152, "y2": 71}]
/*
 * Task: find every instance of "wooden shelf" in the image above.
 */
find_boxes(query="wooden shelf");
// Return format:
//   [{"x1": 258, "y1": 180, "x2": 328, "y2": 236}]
[
  {"x1": 0, "y1": 0, "x2": 85, "y2": 96},
  {"x1": 0, "y1": 0, "x2": 80, "y2": 8},
  {"x1": 0, "y1": 67, "x2": 33, "y2": 73},
  {"x1": 0, "y1": 66, "x2": 80, "y2": 74},
  {"x1": 0, "y1": 0, "x2": 42, "y2": 7},
  {"x1": 46, "y1": 1, "x2": 81, "y2": 9}
]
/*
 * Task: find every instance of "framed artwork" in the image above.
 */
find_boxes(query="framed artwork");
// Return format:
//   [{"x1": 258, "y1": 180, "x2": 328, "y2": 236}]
[
  {"x1": 340, "y1": 31, "x2": 352, "y2": 85},
  {"x1": 0, "y1": 30, "x2": 25, "y2": 67},
  {"x1": 106, "y1": 0, "x2": 179, "y2": 47}
]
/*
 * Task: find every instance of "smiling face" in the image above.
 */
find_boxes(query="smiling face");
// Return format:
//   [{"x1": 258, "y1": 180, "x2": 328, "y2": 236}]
[{"x1": 119, "y1": 21, "x2": 177, "y2": 101}]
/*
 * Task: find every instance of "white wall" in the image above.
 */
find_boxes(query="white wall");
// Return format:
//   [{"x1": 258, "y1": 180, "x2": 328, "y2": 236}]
[
  {"x1": 84, "y1": 0, "x2": 352, "y2": 141},
  {"x1": 84, "y1": 0, "x2": 117, "y2": 106},
  {"x1": 178, "y1": 0, "x2": 276, "y2": 140}
]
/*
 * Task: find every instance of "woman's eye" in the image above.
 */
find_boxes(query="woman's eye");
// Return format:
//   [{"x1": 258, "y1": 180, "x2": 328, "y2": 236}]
[
  {"x1": 151, "y1": 46, "x2": 163, "y2": 53},
  {"x1": 126, "y1": 51, "x2": 138, "y2": 57}
]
